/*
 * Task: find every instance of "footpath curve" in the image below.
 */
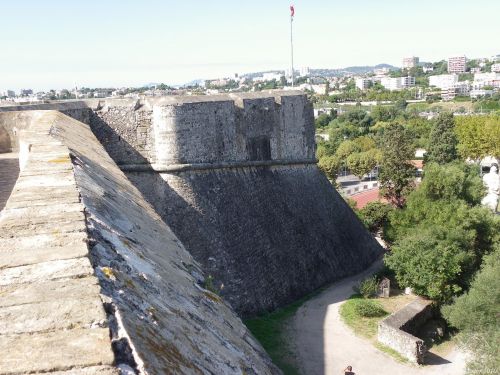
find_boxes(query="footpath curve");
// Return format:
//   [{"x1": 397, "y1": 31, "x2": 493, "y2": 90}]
[{"x1": 289, "y1": 260, "x2": 466, "y2": 375}]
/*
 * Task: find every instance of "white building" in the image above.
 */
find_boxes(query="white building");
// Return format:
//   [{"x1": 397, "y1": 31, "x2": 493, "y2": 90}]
[
  {"x1": 1, "y1": 90, "x2": 15, "y2": 98},
  {"x1": 400, "y1": 76, "x2": 415, "y2": 88},
  {"x1": 299, "y1": 67, "x2": 311, "y2": 77},
  {"x1": 492, "y1": 64, "x2": 500, "y2": 73},
  {"x1": 373, "y1": 67, "x2": 390, "y2": 77},
  {"x1": 402, "y1": 56, "x2": 419, "y2": 69},
  {"x1": 473, "y1": 72, "x2": 500, "y2": 89},
  {"x1": 470, "y1": 89, "x2": 493, "y2": 99},
  {"x1": 448, "y1": 56, "x2": 467, "y2": 73},
  {"x1": 429, "y1": 74, "x2": 458, "y2": 89},
  {"x1": 442, "y1": 80, "x2": 471, "y2": 101},
  {"x1": 380, "y1": 76, "x2": 415, "y2": 91},
  {"x1": 423, "y1": 65, "x2": 434, "y2": 73},
  {"x1": 299, "y1": 83, "x2": 327, "y2": 95},
  {"x1": 381, "y1": 77, "x2": 401, "y2": 91},
  {"x1": 355, "y1": 78, "x2": 372, "y2": 90},
  {"x1": 256, "y1": 72, "x2": 283, "y2": 82}
]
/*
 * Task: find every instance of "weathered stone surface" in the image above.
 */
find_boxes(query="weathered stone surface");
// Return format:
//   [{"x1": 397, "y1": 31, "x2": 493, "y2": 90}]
[
  {"x1": 0, "y1": 296, "x2": 106, "y2": 334},
  {"x1": 83, "y1": 92, "x2": 382, "y2": 316},
  {"x1": 28, "y1": 366, "x2": 119, "y2": 375},
  {"x1": 0, "y1": 328, "x2": 114, "y2": 374},
  {"x1": 0, "y1": 277, "x2": 101, "y2": 308},
  {"x1": 128, "y1": 164, "x2": 382, "y2": 316},
  {"x1": 0, "y1": 257, "x2": 94, "y2": 286},
  {"x1": 6, "y1": 185, "x2": 80, "y2": 208},
  {"x1": 0, "y1": 214, "x2": 86, "y2": 239}
]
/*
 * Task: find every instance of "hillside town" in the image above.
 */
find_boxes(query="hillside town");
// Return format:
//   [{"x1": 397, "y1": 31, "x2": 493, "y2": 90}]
[{"x1": 2, "y1": 54, "x2": 499, "y2": 105}]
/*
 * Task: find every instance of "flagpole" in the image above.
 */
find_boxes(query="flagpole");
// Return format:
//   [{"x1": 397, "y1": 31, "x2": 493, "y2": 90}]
[{"x1": 290, "y1": 9, "x2": 294, "y2": 87}]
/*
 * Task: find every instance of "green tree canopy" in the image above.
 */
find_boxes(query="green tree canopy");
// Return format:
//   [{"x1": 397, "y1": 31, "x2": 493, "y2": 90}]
[
  {"x1": 442, "y1": 247, "x2": 500, "y2": 373},
  {"x1": 346, "y1": 149, "x2": 380, "y2": 180},
  {"x1": 378, "y1": 124, "x2": 416, "y2": 207},
  {"x1": 426, "y1": 112, "x2": 458, "y2": 164},
  {"x1": 455, "y1": 114, "x2": 500, "y2": 160},
  {"x1": 384, "y1": 162, "x2": 499, "y2": 301}
]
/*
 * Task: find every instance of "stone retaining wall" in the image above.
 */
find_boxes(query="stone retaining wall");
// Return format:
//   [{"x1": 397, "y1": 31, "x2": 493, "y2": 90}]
[{"x1": 377, "y1": 298, "x2": 433, "y2": 364}]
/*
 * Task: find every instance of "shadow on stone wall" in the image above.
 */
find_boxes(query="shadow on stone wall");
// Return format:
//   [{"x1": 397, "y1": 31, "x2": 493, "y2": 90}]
[
  {"x1": 0, "y1": 126, "x2": 11, "y2": 153},
  {"x1": 85, "y1": 111, "x2": 382, "y2": 319}
]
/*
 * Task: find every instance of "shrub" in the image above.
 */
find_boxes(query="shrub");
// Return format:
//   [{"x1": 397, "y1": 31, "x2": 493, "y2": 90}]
[
  {"x1": 354, "y1": 299, "x2": 387, "y2": 317},
  {"x1": 354, "y1": 276, "x2": 379, "y2": 298}
]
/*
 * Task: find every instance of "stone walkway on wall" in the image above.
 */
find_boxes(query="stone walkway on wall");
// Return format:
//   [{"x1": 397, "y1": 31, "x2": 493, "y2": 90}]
[
  {"x1": 0, "y1": 122, "x2": 116, "y2": 374},
  {"x1": 0, "y1": 153, "x2": 19, "y2": 211}
]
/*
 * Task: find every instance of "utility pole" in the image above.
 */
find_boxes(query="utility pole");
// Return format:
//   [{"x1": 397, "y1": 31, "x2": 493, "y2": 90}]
[{"x1": 290, "y1": 5, "x2": 295, "y2": 87}]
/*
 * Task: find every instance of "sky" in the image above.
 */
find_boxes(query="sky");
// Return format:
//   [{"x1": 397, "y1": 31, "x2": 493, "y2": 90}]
[{"x1": 1, "y1": 0, "x2": 499, "y2": 91}]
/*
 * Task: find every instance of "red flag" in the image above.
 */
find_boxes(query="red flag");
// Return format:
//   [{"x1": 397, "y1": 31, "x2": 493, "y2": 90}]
[{"x1": 290, "y1": 5, "x2": 295, "y2": 17}]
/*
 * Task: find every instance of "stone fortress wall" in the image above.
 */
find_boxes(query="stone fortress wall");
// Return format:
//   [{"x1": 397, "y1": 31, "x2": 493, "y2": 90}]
[
  {"x1": 0, "y1": 110, "x2": 280, "y2": 374},
  {"x1": 0, "y1": 91, "x2": 382, "y2": 317}
]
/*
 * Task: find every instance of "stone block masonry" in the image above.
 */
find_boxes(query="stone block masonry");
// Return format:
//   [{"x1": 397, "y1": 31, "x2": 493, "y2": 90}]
[
  {"x1": 82, "y1": 91, "x2": 382, "y2": 316},
  {"x1": 0, "y1": 110, "x2": 281, "y2": 374}
]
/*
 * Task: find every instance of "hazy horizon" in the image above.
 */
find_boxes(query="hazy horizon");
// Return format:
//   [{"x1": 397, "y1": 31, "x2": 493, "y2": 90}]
[{"x1": 1, "y1": 0, "x2": 499, "y2": 92}]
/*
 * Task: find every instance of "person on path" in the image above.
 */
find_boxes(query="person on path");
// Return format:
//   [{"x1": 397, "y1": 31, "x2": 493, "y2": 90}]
[{"x1": 343, "y1": 365, "x2": 355, "y2": 374}]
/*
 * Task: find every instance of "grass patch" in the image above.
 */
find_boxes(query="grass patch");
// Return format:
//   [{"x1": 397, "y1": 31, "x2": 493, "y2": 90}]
[
  {"x1": 244, "y1": 292, "x2": 322, "y2": 375},
  {"x1": 339, "y1": 294, "x2": 388, "y2": 338},
  {"x1": 375, "y1": 342, "x2": 409, "y2": 363}
]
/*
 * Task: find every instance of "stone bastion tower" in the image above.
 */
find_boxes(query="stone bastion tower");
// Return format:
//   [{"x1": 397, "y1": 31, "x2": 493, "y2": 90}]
[{"x1": 85, "y1": 90, "x2": 382, "y2": 316}]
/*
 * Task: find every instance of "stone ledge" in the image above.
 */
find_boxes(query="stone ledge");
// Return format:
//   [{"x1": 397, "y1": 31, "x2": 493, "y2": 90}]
[
  {"x1": 119, "y1": 158, "x2": 318, "y2": 172},
  {"x1": 0, "y1": 296, "x2": 106, "y2": 335},
  {"x1": 0, "y1": 328, "x2": 115, "y2": 374}
]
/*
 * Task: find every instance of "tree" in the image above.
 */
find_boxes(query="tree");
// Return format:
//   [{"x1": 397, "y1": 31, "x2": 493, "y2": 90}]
[
  {"x1": 378, "y1": 124, "x2": 416, "y2": 207},
  {"x1": 315, "y1": 113, "x2": 331, "y2": 128},
  {"x1": 385, "y1": 225, "x2": 473, "y2": 301},
  {"x1": 346, "y1": 149, "x2": 380, "y2": 180},
  {"x1": 318, "y1": 155, "x2": 341, "y2": 181},
  {"x1": 455, "y1": 115, "x2": 500, "y2": 160},
  {"x1": 371, "y1": 105, "x2": 399, "y2": 123},
  {"x1": 442, "y1": 247, "x2": 500, "y2": 374},
  {"x1": 384, "y1": 162, "x2": 499, "y2": 301},
  {"x1": 358, "y1": 202, "x2": 393, "y2": 232},
  {"x1": 426, "y1": 112, "x2": 458, "y2": 164}
]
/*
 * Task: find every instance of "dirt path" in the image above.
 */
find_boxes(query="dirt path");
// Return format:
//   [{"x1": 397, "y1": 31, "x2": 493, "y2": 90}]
[{"x1": 289, "y1": 260, "x2": 466, "y2": 375}]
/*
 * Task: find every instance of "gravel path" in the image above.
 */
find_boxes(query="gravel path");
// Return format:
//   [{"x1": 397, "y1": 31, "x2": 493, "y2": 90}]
[{"x1": 289, "y1": 260, "x2": 466, "y2": 375}]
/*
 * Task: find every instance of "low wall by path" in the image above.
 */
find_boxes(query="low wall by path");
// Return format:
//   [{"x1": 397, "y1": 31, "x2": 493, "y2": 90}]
[
  {"x1": 377, "y1": 298, "x2": 433, "y2": 364},
  {"x1": 0, "y1": 110, "x2": 280, "y2": 374}
]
